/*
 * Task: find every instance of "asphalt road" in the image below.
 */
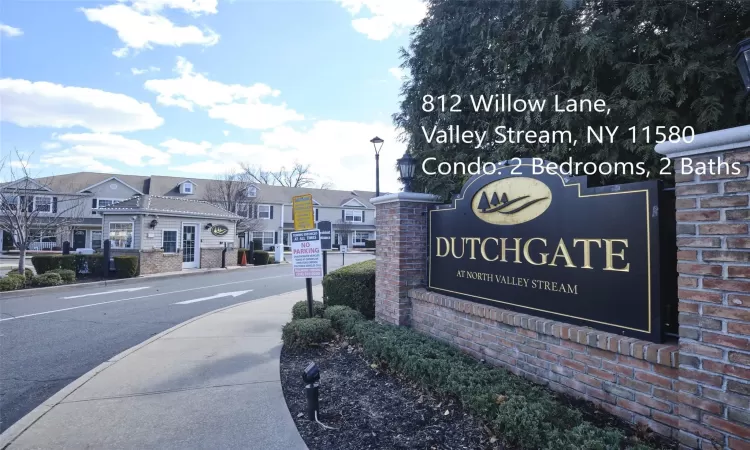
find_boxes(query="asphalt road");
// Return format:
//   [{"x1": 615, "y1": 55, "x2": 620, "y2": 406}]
[{"x1": 0, "y1": 253, "x2": 373, "y2": 433}]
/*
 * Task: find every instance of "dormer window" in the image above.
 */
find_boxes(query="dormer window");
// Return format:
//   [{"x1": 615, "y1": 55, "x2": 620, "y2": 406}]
[
  {"x1": 247, "y1": 185, "x2": 257, "y2": 198},
  {"x1": 181, "y1": 182, "x2": 194, "y2": 195}
]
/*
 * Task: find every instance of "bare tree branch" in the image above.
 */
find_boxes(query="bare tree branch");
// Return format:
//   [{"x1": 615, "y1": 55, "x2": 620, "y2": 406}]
[
  {"x1": 240, "y1": 162, "x2": 332, "y2": 189},
  {"x1": 202, "y1": 171, "x2": 263, "y2": 234}
]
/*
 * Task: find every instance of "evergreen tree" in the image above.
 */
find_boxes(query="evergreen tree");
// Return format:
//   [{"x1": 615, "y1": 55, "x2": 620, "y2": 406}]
[
  {"x1": 500, "y1": 193, "x2": 509, "y2": 204},
  {"x1": 478, "y1": 192, "x2": 491, "y2": 211},
  {"x1": 491, "y1": 192, "x2": 501, "y2": 206},
  {"x1": 394, "y1": 0, "x2": 750, "y2": 200}
]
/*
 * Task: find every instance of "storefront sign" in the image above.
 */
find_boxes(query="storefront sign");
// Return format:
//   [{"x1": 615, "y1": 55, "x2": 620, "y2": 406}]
[
  {"x1": 318, "y1": 220, "x2": 332, "y2": 251},
  {"x1": 291, "y1": 229, "x2": 323, "y2": 278},
  {"x1": 293, "y1": 194, "x2": 315, "y2": 231},
  {"x1": 428, "y1": 159, "x2": 670, "y2": 342},
  {"x1": 210, "y1": 224, "x2": 229, "y2": 236}
]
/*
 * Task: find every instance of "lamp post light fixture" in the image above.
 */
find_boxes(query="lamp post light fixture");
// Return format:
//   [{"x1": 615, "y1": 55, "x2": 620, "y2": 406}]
[
  {"x1": 735, "y1": 38, "x2": 750, "y2": 95},
  {"x1": 397, "y1": 151, "x2": 417, "y2": 192},
  {"x1": 370, "y1": 136, "x2": 384, "y2": 197}
]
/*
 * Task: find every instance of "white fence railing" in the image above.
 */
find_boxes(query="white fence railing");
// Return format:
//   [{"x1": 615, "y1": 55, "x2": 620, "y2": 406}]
[{"x1": 28, "y1": 242, "x2": 56, "y2": 250}]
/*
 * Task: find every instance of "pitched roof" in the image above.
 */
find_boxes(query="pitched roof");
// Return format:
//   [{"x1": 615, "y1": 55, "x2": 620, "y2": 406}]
[
  {"x1": 97, "y1": 195, "x2": 242, "y2": 219},
  {"x1": 37, "y1": 172, "x2": 150, "y2": 194}
]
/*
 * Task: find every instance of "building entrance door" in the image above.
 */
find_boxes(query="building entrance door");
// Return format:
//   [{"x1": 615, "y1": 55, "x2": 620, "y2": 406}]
[
  {"x1": 73, "y1": 230, "x2": 86, "y2": 250},
  {"x1": 182, "y1": 224, "x2": 200, "y2": 269}
]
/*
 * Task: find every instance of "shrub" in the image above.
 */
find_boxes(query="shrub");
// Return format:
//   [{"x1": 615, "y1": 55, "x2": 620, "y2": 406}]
[
  {"x1": 253, "y1": 238, "x2": 263, "y2": 250},
  {"x1": 113, "y1": 256, "x2": 139, "y2": 278},
  {"x1": 292, "y1": 300, "x2": 325, "y2": 320},
  {"x1": 344, "y1": 321, "x2": 636, "y2": 450},
  {"x1": 253, "y1": 250, "x2": 270, "y2": 265},
  {"x1": 7, "y1": 267, "x2": 34, "y2": 282},
  {"x1": 281, "y1": 318, "x2": 335, "y2": 348},
  {"x1": 75, "y1": 254, "x2": 104, "y2": 277},
  {"x1": 322, "y1": 259, "x2": 376, "y2": 319},
  {"x1": 58, "y1": 255, "x2": 77, "y2": 271},
  {"x1": 323, "y1": 305, "x2": 365, "y2": 335},
  {"x1": 31, "y1": 255, "x2": 59, "y2": 274},
  {"x1": 268, "y1": 254, "x2": 275, "y2": 264},
  {"x1": 0, "y1": 275, "x2": 25, "y2": 291},
  {"x1": 48, "y1": 269, "x2": 76, "y2": 283},
  {"x1": 364, "y1": 239, "x2": 376, "y2": 249},
  {"x1": 31, "y1": 272, "x2": 63, "y2": 287}
]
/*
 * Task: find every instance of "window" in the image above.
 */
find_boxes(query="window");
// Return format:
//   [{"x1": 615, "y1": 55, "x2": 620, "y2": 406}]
[
  {"x1": 91, "y1": 231, "x2": 102, "y2": 250},
  {"x1": 109, "y1": 222, "x2": 133, "y2": 249},
  {"x1": 247, "y1": 186, "x2": 257, "y2": 197},
  {"x1": 345, "y1": 209, "x2": 363, "y2": 222},
  {"x1": 252, "y1": 231, "x2": 275, "y2": 245},
  {"x1": 162, "y1": 230, "x2": 178, "y2": 253},
  {"x1": 2, "y1": 195, "x2": 18, "y2": 211},
  {"x1": 180, "y1": 182, "x2": 194, "y2": 194},
  {"x1": 258, "y1": 204, "x2": 271, "y2": 219},
  {"x1": 353, "y1": 231, "x2": 371, "y2": 244},
  {"x1": 93, "y1": 199, "x2": 118, "y2": 215},
  {"x1": 34, "y1": 196, "x2": 52, "y2": 213},
  {"x1": 237, "y1": 202, "x2": 251, "y2": 218}
]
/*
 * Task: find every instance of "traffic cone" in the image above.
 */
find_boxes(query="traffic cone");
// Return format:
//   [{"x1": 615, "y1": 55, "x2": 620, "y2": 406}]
[{"x1": 241, "y1": 251, "x2": 248, "y2": 266}]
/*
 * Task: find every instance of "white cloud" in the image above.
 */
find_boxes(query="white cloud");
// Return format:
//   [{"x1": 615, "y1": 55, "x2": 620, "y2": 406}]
[
  {"x1": 41, "y1": 133, "x2": 170, "y2": 168},
  {"x1": 0, "y1": 78, "x2": 164, "y2": 132},
  {"x1": 144, "y1": 57, "x2": 303, "y2": 129},
  {"x1": 0, "y1": 23, "x2": 23, "y2": 37},
  {"x1": 82, "y1": 3, "x2": 219, "y2": 55},
  {"x1": 40, "y1": 142, "x2": 62, "y2": 150},
  {"x1": 165, "y1": 120, "x2": 404, "y2": 192},
  {"x1": 222, "y1": 130, "x2": 230, "y2": 136},
  {"x1": 130, "y1": 0, "x2": 217, "y2": 15},
  {"x1": 131, "y1": 66, "x2": 160, "y2": 75},
  {"x1": 38, "y1": 153, "x2": 118, "y2": 173},
  {"x1": 160, "y1": 138, "x2": 212, "y2": 156},
  {"x1": 388, "y1": 67, "x2": 407, "y2": 81},
  {"x1": 337, "y1": 0, "x2": 426, "y2": 40}
]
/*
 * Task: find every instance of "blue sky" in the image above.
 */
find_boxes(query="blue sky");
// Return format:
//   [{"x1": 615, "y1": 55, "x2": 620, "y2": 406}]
[{"x1": 1, "y1": 0, "x2": 423, "y2": 192}]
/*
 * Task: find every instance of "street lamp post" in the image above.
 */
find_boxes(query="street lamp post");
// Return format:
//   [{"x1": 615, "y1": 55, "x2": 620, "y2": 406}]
[
  {"x1": 734, "y1": 38, "x2": 750, "y2": 95},
  {"x1": 397, "y1": 151, "x2": 417, "y2": 192},
  {"x1": 370, "y1": 136, "x2": 384, "y2": 197}
]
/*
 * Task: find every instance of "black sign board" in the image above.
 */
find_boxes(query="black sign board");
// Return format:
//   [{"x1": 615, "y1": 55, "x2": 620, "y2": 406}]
[
  {"x1": 428, "y1": 159, "x2": 669, "y2": 342},
  {"x1": 210, "y1": 224, "x2": 229, "y2": 236},
  {"x1": 318, "y1": 220, "x2": 332, "y2": 251}
]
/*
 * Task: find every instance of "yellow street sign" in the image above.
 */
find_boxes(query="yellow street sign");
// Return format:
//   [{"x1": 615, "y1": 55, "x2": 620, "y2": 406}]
[{"x1": 292, "y1": 194, "x2": 315, "y2": 231}]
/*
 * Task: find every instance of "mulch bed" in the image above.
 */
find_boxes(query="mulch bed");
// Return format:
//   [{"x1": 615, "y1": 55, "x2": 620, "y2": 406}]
[{"x1": 281, "y1": 340, "x2": 503, "y2": 450}]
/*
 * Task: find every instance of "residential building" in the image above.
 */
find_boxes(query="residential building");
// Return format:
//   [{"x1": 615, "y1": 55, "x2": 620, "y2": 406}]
[{"x1": 0, "y1": 172, "x2": 377, "y2": 251}]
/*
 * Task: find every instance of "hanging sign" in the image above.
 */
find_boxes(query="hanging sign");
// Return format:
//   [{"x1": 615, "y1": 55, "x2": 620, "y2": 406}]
[
  {"x1": 293, "y1": 194, "x2": 315, "y2": 231},
  {"x1": 291, "y1": 229, "x2": 323, "y2": 278}
]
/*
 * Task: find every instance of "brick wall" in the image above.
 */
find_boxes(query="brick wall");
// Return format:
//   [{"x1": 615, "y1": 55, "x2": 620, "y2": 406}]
[
  {"x1": 200, "y1": 247, "x2": 236, "y2": 269},
  {"x1": 372, "y1": 194, "x2": 438, "y2": 326},
  {"x1": 673, "y1": 148, "x2": 750, "y2": 449},
  {"x1": 140, "y1": 249, "x2": 182, "y2": 275},
  {"x1": 409, "y1": 289, "x2": 680, "y2": 439}
]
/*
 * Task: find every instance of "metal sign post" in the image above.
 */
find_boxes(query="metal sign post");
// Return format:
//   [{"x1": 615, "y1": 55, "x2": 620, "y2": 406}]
[
  {"x1": 318, "y1": 221, "x2": 332, "y2": 276},
  {"x1": 292, "y1": 194, "x2": 317, "y2": 315}
]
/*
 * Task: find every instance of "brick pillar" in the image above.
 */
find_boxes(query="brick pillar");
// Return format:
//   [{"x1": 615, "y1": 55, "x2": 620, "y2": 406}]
[
  {"x1": 657, "y1": 126, "x2": 750, "y2": 450},
  {"x1": 371, "y1": 192, "x2": 440, "y2": 326}
]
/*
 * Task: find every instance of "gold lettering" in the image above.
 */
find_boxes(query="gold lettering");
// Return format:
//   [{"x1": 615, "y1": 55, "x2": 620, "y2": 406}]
[
  {"x1": 465, "y1": 237, "x2": 481, "y2": 260},
  {"x1": 449, "y1": 237, "x2": 465, "y2": 258},
  {"x1": 548, "y1": 238, "x2": 577, "y2": 268},
  {"x1": 604, "y1": 239, "x2": 630, "y2": 272},
  {"x1": 523, "y1": 237, "x2": 548, "y2": 265},
  {"x1": 480, "y1": 237, "x2": 499, "y2": 262},
  {"x1": 435, "y1": 237, "x2": 450, "y2": 257},
  {"x1": 573, "y1": 239, "x2": 602, "y2": 269},
  {"x1": 499, "y1": 237, "x2": 523, "y2": 263}
]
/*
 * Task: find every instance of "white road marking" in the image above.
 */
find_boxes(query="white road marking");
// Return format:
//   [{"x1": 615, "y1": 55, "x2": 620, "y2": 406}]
[
  {"x1": 0, "y1": 275, "x2": 287, "y2": 322},
  {"x1": 173, "y1": 290, "x2": 252, "y2": 305},
  {"x1": 62, "y1": 287, "x2": 151, "y2": 300}
]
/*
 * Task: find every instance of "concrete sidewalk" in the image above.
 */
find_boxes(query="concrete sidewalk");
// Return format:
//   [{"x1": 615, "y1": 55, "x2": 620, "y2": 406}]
[{"x1": 0, "y1": 287, "x2": 316, "y2": 450}]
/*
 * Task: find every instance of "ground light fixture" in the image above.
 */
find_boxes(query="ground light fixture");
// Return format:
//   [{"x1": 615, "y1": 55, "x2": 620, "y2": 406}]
[
  {"x1": 302, "y1": 362, "x2": 320, "y2": 420},
  {"x1": 735, "y1": 38, "x2": 750, "y2": 94},
  {"x1": 397, "y1": 151, "x2": 417, "y2": 192},
  {"x1": 370, "y1": 136, "x2": 384, "y2": 197}
]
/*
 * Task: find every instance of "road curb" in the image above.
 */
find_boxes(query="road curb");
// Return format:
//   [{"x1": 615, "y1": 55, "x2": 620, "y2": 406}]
[
  {"x1": 0, "y1": 287, "x2": 307, "y2": 449},
  {"x1": 0, "y1": 263, "x2": 289, "y2": 300}
]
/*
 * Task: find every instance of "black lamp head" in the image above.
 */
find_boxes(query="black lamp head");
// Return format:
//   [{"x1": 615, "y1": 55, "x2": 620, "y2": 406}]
[
  {"x1": 735, "y1": 38, "x2": 750, "y2": 95},
  {"x1": 302, "y1": 362, "x2": 320, "y2": 384}
]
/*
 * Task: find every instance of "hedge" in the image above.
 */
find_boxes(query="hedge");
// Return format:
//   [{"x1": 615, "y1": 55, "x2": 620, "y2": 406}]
[
  {"x1": 292, "y1": 300, "x2": 325, "y2": 320},
  {"x1": 323, "y1": 306, "x2": 652, "y2": 450},
  {"x1": 322, "y1": 259, "x2": 375, "y2": 319},
  {"x1": 7, "y1": 267, "x2": 34, "y2": 282},
  {"x1": 281, "y1": 318, "x2": 335, "y2": 348},
  {"x1": 0, "y1": 275, "x2": 26, "y2": 291},
  {"x1": 32, "y1": 272, "x2": 63, "y2": 287},
  {"x1": 31, "y1": 254, "x2": 105, "y2": 277},
  {"x1": 364, "y1": 239, "x2": 376, "y2": 249},
  {"x1": 113, "y1": 256, "x2": 139, "y2": 278},
  {"x1": 253, "y1": 250, "x2": 270, "y2": 265},
  {"x1": 253, "y1": 238, "x2": 263, "y2": 250},
  {"x1": 48, "y1": 269, "x2": 76, "y2": 283}
]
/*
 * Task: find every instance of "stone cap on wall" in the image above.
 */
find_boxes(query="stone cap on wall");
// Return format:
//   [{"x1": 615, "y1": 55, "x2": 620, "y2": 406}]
[
  {"x1": 409, "y1": 288, "x2": 679, "y2": 368},
  {"x1": 655, "y1": 125, "x2": 750, "y2": 158},
  {"x1": 370, "y1": 192, "x2": 441, "y2": 205}
]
